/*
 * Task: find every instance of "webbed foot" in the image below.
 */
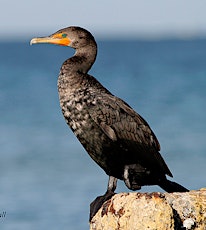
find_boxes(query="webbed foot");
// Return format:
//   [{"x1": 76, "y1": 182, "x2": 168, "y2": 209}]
[{"x1": 89, "y1": 176, "x2": 117, "y2": 221}]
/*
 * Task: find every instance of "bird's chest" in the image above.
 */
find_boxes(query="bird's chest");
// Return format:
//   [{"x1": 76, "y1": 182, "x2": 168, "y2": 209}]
[
  {"x1": 60, "y1": 92, "x2": 93, "y2": 133},
  {"x1": 59, "y1": 91, "x2": 114, "y2": 166},
  {"x1": 60, "y1": 91, "x2": 106, "y2": 145}
]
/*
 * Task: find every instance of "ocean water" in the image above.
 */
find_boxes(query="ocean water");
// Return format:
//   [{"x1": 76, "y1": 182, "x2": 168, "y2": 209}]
[{"x1": 0, "y1": 39, "x2": 206, "y2": 229}]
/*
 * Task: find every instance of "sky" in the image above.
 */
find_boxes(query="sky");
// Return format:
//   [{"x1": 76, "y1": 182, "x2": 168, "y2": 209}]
[{"x1": 0, "y1": 0, "x2": 206, "y2": 40}]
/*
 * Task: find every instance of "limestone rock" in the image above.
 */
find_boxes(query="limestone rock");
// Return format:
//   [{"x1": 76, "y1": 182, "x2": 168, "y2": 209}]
[{"x1": 90, "y1": 188, "x2": 206, "y2": 230}]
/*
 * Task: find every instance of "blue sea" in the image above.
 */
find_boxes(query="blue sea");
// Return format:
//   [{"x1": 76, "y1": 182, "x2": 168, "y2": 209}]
[{"x1": 0, "y1": 38, "x2": 206, "y2": 229}]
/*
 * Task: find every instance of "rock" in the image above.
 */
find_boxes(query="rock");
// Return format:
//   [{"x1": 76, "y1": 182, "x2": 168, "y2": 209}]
[{"x1": 90, "y1": 188, "x2": 206, "y2": 230}]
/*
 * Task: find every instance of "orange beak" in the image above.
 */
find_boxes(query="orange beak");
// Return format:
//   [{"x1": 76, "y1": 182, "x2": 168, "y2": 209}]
[{"x1": 30, "y1": 33, "x2": 71, "y2": 46}]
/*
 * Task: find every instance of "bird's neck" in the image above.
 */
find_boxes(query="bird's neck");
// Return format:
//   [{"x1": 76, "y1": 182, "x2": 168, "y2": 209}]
[
  {"x1": 60, "y1": 44, "x2": 97, "y2": 76},
  {"x1": 58, "y1": 44, "x2": 97, "y2": 96}
]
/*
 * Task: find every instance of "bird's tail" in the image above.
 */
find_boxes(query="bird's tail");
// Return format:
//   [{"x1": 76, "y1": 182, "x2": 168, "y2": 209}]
[{"x1": 158, "y1": 179, "x2": 189, "y2": 193}]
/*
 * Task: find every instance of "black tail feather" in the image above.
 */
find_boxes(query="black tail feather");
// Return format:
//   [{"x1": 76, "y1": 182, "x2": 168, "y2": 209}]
[{"x1": 159, "y1": 179, "x2": 189, "y2": 193}]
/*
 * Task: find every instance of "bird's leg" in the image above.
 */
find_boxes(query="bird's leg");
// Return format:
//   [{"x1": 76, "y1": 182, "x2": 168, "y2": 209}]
[
  {"x1": 89, "y1": 176, "x2": 117, "y2": 221},
  {"x1": 123, "y1": 165, "x2": 131, "y2": 189},
  {"x1": 107, "y1": 175, "x2": 117, "y2": 193}
]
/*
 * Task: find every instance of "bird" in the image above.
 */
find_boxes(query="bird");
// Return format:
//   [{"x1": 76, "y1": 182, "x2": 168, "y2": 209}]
[{"x1": 30, "y1": 26, "x2": 188, "y2": 218}]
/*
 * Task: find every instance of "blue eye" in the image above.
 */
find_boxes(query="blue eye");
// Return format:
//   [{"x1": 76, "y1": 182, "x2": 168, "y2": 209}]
[{"x1": 62, "y1": 33, "x2": 67, "y2": 38}]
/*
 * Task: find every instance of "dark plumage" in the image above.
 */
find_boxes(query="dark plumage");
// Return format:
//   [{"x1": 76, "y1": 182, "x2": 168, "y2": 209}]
[{"x1": 31, "y1": 26, "x2": 188, "y2": 218}]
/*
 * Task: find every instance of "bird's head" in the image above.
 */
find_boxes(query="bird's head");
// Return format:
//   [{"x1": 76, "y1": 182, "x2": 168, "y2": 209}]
[{"x1": 30, "y1": 26, "x2": 96, "y2": 50}]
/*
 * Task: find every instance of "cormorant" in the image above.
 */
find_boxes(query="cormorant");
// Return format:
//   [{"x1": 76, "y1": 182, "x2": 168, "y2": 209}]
[{"x1": 30, "y1": 26, "x2": 188, "y2": 218}]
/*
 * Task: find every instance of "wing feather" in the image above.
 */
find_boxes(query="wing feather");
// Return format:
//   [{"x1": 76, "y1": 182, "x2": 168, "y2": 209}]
[
  {"x1": 88, "y1": 93, "x2": 173, "y2": 177},
  {"x1": 89, "y1": 94, "x2": 160, "y2": 151}
]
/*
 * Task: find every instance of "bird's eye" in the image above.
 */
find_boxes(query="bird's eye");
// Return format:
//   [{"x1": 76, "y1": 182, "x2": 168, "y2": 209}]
[{"x1": 62, "y1": 33, "x2": 67, "y2": 38}]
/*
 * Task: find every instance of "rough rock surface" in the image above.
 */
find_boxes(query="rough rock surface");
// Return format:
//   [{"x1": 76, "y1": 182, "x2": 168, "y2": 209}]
[{"x1": 90, "y1": 188, "x2": 206, "y2": 230}]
